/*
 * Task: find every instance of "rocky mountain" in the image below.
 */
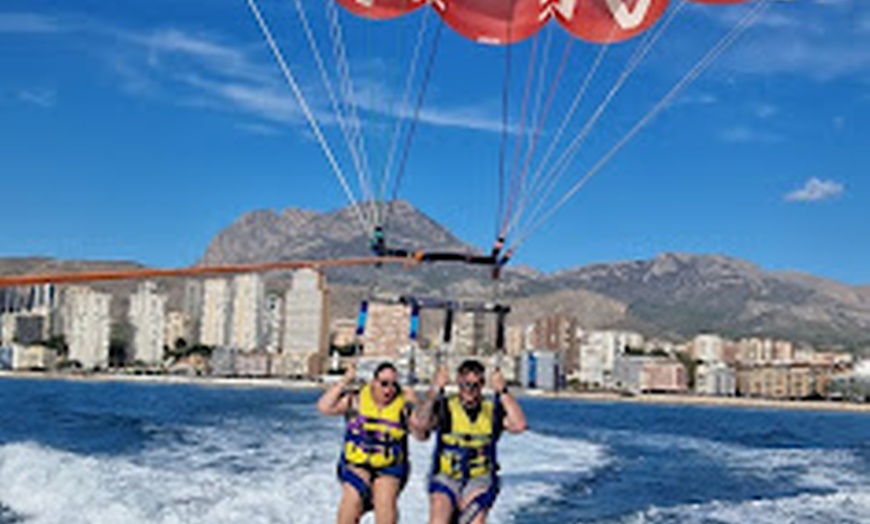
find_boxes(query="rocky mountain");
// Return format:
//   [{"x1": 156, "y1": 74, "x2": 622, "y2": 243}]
[
  {"x1": 539, "y1": 253, "x2": 870, "y2": 348},
  {"x1": 201, "y1": 201, "x2": 468, "y2": 266},
  {"x1": 201, "y1": 201, "x2": 540, "y2": 296}
]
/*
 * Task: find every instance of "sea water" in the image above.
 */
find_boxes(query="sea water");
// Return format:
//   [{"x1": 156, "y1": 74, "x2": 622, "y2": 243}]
[{"x1": 0, "y1": 378, "x2": 867, "y2": 523}]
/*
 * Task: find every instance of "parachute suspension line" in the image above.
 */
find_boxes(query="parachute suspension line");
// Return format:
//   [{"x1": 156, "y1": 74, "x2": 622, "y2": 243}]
[
  {"x1": 513, "y1": 1, "x2": 687, "y2": 242},
  {"x1": 509, "y1": 0, "x2": 773, "y2": 252},
  {"x1": 529, "y1": 26, "x2": 556, "y2": 155},
  {"x1": 245, "y1": 0, "x2": 371, "y2": 236},
  {"x1": 501, "y1": 36, "x2": 603, "y2": 241},
  {"x1": 515, "y1": 26, "x2": 557, "y2": 214},
  {"x1": 324, "y1": 0, "x2": 377, "y2": 229},
  {"x1": 382, "y1": 19, "x2": 445, "y2": 231},
  {"x1": 500, "y1": 32, "x2": 541, "y2": 240},
  {"x1": 291, "y1": 0, "x2": 370, "y2": 218},
  {"x1": 499, "y1": 26, "x2": 570, "y2": 241},
  {"x1": 379, "y1": 8, "x2": 432, "y2": 225},
  {"x1": 526, "y1": 17, "x2": 669, "y2": 213},
  {"x1": 496, "y1": 0, "x2": 518, "y2": 242}
]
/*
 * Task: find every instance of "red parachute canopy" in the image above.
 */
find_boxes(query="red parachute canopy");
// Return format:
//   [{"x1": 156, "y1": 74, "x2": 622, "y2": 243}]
[{"x1": 334, "y1": 0, "x2": 752, "y2": 44}]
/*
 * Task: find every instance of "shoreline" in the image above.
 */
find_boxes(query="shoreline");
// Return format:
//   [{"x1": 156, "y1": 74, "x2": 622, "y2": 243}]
[
  {"x1": 0, "y1": 370, "x2": 321, "y2": 391},
  {"x1": 535, "y1": 389, "x2": 870, "y2": 413},
  {"x1": 2, "y1": 370, "x2": 868, "y2": 413}
]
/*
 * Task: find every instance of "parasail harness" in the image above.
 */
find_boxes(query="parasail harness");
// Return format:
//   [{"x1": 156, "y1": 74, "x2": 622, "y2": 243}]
[{"x1": 370, "y1": 226, "x2": 513, "y2": 280}]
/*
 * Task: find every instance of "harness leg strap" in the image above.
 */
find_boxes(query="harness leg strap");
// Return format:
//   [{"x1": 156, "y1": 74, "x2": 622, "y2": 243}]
[
  {"x1": 429, "y1": 478, "x2": 459, "y2": 510},
  {"x1": 338, "y1": 460, "x2": 374, "y2": 513},
  {"x1": 457, "y1": 480, "x2": 499, "y2": 524}
]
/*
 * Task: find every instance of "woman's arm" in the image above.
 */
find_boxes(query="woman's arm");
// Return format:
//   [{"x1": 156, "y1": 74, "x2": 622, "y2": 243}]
[{"x1": 317, "y1": 364, "x2": 355, "y2": 416}]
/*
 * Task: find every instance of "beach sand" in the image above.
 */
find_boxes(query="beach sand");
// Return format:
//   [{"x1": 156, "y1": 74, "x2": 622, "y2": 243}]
[
  {"x1": 534, "y1": 389, "x2": 870, "y2": 413},
  {"x1": 0, "y1": 370, "x2": 321, "y2": 390}
]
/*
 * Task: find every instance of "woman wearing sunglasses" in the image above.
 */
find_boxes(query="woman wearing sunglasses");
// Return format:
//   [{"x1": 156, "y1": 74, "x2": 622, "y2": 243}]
[
  {"x1": 317, "y1": 361, "x2": 424, "y2": 524},
  {"x1": 414, "y1": 359, "x2": 527, "y2": 524}
]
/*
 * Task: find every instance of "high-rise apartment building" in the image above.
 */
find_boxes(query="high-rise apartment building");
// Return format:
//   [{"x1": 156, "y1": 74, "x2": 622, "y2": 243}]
[
  {"x1": 128, "y1": 281, "x2": 167, "y2": 365},
  {"x1": 363, "y1": 302, "x2": 410, "y2": 359},
  {"x1": 330, "y1": 318, "x2": 358, "y2": 350},
  {"x1": 183, "y1": 279, "x2": 203, "y2": 344},
  {"x1": 452, "y1": 311, "x2": 484, "y2": 356},
  {"x1": 200, "y1": 279, "x2": 230, "y2": 347},
  {"x1": 263, "y1": 293, "x2": 283, "y2": 354},
  {"x1": 229, "y1": 273, "x2": 263, "y2": 351},
  {"x1": 691, "y1": 334, "x2": 726, "y2": 363},
  {"x1": 1, "y1": 314, "x2": 48, "y2": 346},
  {"x1": 165, "y1": 311, "x2": 190, "y2": 349},
  {"x1": 578, "y1": 330, "x2": 644, "y2": 388},
  {"x1": 63, "y1": 286, "x2": 110, "y2": 369},
  {"x1": 0, "y1": 284, "x2": 55, "y2": 314},
  {"x1": 283, "y1": 269, "x2": 328, "y2": 377},
  {"x1": 505, "y1": 325, "x2": 527, "y2": 357},
  {"x1": 531, "y1": 315, "x2": 580, "y2": 375}
]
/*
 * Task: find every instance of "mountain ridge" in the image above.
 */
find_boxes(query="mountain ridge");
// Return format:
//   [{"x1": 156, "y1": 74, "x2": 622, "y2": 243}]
[{"x1": 2, "y1": 202, "x2": 868, "y2": 351}]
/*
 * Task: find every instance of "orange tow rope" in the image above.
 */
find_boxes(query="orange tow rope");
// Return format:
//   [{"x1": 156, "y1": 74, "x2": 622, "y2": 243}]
[{"x1": 0, "y1": 256, "x2": 413, "y2": 288}]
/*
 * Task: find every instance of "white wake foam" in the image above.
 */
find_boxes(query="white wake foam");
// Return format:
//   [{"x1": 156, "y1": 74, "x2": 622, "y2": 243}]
[{"x1": 0, "y1": 412, "x2": 608, "y2": 524}]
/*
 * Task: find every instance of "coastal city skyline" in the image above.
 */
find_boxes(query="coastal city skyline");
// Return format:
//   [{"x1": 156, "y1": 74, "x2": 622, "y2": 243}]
[
  {"x1": 0, "y1": 272, "x2": 864, "y2": 403},
  {"x1": 1, "y1": 1, "x2": 869, "y2": 285}
]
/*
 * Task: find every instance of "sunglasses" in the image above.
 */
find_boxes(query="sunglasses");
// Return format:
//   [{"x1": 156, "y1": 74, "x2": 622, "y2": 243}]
[
  {"x1": 459, "y1": 381, "x2": 482, "y2": 391},
  {"x1": 378, "y1": 380, "x2": 399, "y2": 389}
]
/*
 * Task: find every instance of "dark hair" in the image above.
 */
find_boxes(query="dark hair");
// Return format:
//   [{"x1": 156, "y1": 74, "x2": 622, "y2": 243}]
[
  {"x1": 457, "y1": 359, "x2": 485, "y2": 377},
  {"x1": 373, "y1": 361, "x2": 397, "y2": 378}
]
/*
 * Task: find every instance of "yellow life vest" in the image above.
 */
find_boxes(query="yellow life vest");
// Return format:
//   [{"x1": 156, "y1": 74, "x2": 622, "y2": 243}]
[
  {"x1": 342, "y1": 384, "x2": 407, "y2": 469},
  {"x1": 435, "y1": 395, "x2": 497, "y2": 480}
]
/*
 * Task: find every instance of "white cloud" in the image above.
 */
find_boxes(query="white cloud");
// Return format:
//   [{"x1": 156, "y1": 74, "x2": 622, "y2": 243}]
[
  {"x1": 669, "y1": 92, "x2": 720, "y2": 109},
  {"x1": 235, "y1": 122, "x2": 283, "y2": 136},
  {"x1": 720, "y1": 126, "x2": 782, "y2": 144},
  {"x1": 0, "y1": 13, "x2": 59, "y2": 33},
  {"x1": 693, "y1": 0, "x2": 870, "y2": 81},
  {"x1": 755, "y1": 103, "x2": 778, "y2": 119},
  {"x1": 7, "y1": 12, "x2": 511, "y2": 137},
  {"x1": 127, "y1": 29, "x2": 269, "y2": 84},
  {"x1": 414, "y1": 104, "x2": 506, "y2": 133},
  {"x1": 785, "y1": 177, "x2": 845, "y2": 202},
  {"x1": 728, "y1": 37, "x2": 870, "y2": 81},
  {"x1": 180, "y1": 73, "x2": 303, "y2": 124},
  {"x1": 17, "y1": 89, "x2": 56, "y2": 108},
  {"x1": 109, "y1": 26, "x2": 508, "y2": 135}
]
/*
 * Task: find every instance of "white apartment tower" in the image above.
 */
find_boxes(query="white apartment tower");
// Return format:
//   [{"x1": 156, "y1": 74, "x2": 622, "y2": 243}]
[
  {"x1": 200, "y1": 279, "x2": 230, "y2": 347},
  {"x1": 579, "y1": 330, "x2": 645, "y2": 388},
  {"x1": 452, "y1": 311, "x2": 486, "y2": 356},
  {"x1": 263, "y1": 293, "x2": 283, "y2": 354},
  {"x1": 283, "y1": 269, "x2": 328, "y2": 377},
  {"x1": 128, "y1": 281, "x2": 167, "y2": 365},
  {"x1": 692, "y1": 334, "x2": 725, "y2": 363},
  {"x1": 165, "y1": 311, "x2": 190, "y2": 349},
  {"x1": 63, "y1": 286, "x2": 111, "y2": 369},
  {"x1": 230, "y1": 273, "x2": 263, "y2": 351}
]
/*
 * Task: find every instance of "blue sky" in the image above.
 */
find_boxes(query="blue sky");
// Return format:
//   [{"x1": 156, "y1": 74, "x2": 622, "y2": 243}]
[{"x1": 1, "y1": 0, "x2": 868, "y2": 285}]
